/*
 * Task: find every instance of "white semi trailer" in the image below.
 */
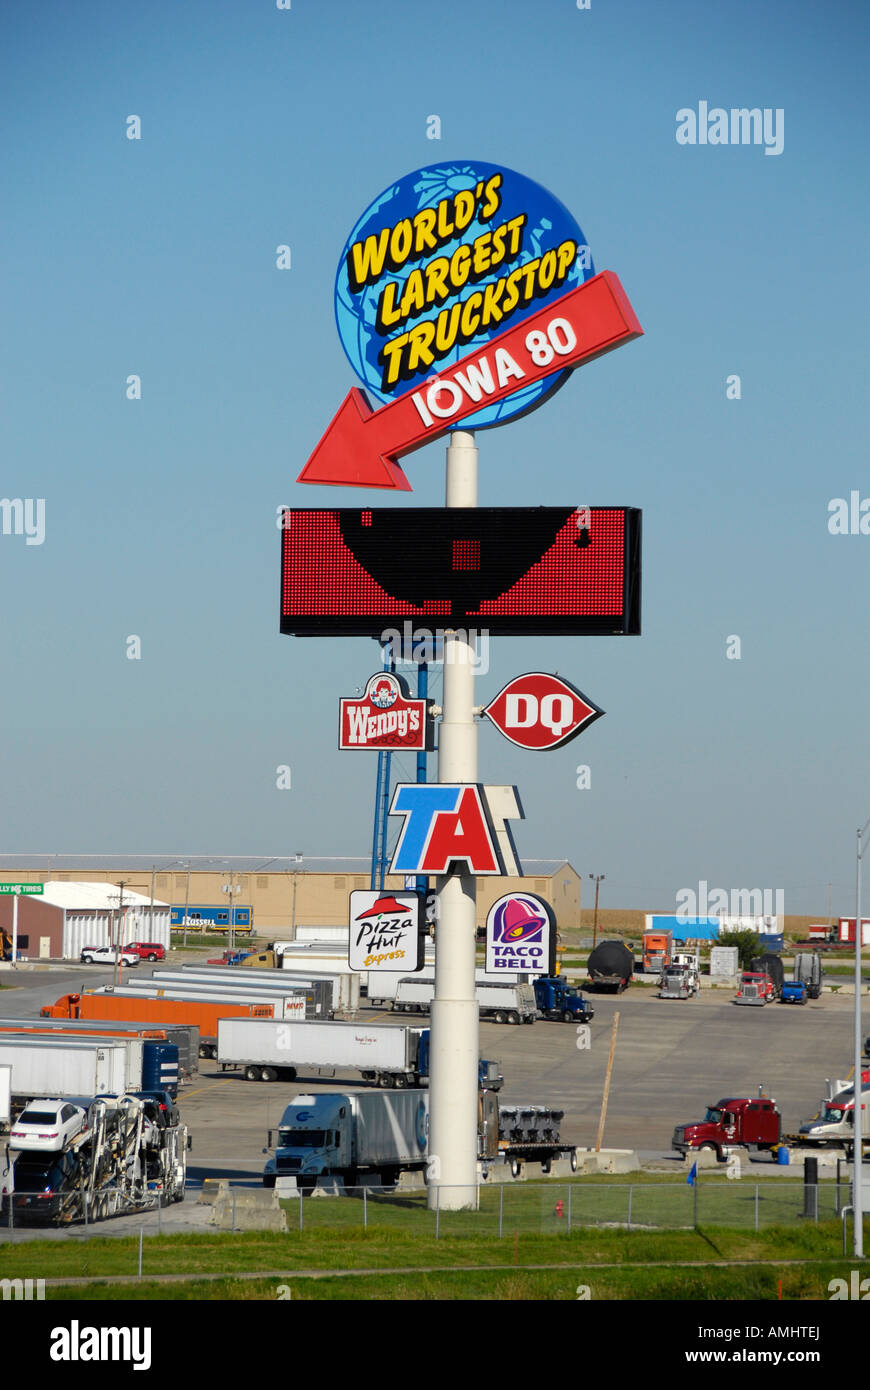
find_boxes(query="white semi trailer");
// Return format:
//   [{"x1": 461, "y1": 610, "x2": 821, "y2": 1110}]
[
  {"x1": 218, "y1": 1017, "x2": 426, "y2": 1086},
  {"x1": 394, "y1": 978, "x2": 538, "y2": 1023},
  {"x1": 0, "y1": 1038, "x2": 131, "y2": 1099},
  {"x1": 367, "y1": 966, "x2": 520, "y2": 1008}
]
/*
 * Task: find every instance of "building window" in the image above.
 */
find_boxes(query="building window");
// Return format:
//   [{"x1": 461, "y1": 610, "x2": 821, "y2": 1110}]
[
  {"x1": 257, "y1": 876, "x2": 269, "y2": 889},
  {"x1": 334, "y1": 877, "x2": 346, "y2": 890},
  {"x1": 156, "y1": 876, "x2": 168, "y2": 889},
  {"x1": 355, "y1": 877, "x2": 366, "y2": 889}
]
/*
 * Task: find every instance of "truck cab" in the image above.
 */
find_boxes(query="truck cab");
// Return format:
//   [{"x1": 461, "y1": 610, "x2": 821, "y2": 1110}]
[
  {"x1": 735, "y1": 971, "x2": 774, "y2": 1005},
  {"x1": 659, "y1": 963, "x2": 699, "y2": 999},
  {"x1": 672, "y1": 1096, "x2": 781, "y2": 1160},
  {"x1": 642, "y1": 931, "x2": 672, "y2": 975},
  {"x1": 264, "y1": 1094, "x2": 351, "y2": 1191},
  {"x1": 532, "y1": 976, "x2": 595, "y2": 1022}
]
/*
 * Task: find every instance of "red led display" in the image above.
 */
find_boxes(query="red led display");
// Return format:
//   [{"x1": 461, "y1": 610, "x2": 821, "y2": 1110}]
[{"x1": 280, "y1": 507, "x2": 641, "y2": 637}]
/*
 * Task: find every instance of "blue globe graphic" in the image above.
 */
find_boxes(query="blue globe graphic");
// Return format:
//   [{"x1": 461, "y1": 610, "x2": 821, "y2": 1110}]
[{"x1": 334, "y1": 162, "x2": 594, "y2": 431}]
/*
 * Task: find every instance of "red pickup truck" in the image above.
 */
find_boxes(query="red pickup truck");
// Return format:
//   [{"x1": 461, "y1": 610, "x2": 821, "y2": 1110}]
[
  {"x1": 672, "y1": 1096, "x2": 781, "y2": 1161},
  {"x1": 123, "y1": 941, "x2": 166, "y2": 962}
]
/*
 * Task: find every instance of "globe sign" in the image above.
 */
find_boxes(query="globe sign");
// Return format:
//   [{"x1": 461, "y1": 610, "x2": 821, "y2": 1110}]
[
  {"x1": 334, "y1": 161, "x2": 594, "y2": 430},
  {"x1": 485, "y1": 892, "x2": 555, "y2": 973}
]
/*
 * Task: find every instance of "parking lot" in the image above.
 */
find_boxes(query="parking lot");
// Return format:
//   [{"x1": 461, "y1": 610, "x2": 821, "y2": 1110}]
[{"x1": 1, "y1": 962, "x2": 861, "y2": 1198}]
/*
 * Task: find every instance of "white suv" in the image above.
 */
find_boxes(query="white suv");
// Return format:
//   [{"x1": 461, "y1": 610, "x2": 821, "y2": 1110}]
[
  {"x1": 9, "y1": 1099, "x2": 88, "y2": 1152},
  {"x1": 80, "y1": 945, "x2": 139, "y2": 966}
]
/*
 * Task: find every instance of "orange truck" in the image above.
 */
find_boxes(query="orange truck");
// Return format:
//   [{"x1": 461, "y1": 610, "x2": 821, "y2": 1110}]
[
  {"x1": 642, "y1": 931, "x2": 673, "y2": 974},
  {"x1": 41, "y1": 992, "x2": 276, "y2": 1058}
]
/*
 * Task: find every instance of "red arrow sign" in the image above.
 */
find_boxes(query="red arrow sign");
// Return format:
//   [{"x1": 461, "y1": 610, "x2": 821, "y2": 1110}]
[
  {"x1": 298, "y1": 270, "x2": 642, "y2": 491},
  {"x1": 483, "y1": 672, "x2": 604, "y2": 750}
]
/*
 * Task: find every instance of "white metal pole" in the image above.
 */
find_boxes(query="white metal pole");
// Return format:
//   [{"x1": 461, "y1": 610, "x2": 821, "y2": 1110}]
[
  {"x1": 11, "y1": 893, "x2": 18, "y2": 968},
  {"x1": 854, "y1": 819, "x2": 869, "y2": 1258},
  {"x1": 428, "y1": 430, "x2": 480, "y2": 1213}
]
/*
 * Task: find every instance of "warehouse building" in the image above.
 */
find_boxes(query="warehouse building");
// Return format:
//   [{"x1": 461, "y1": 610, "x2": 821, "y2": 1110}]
[
  {"x1": 0, "y1": 881, "x2": 170, "y2": 961},
  {"x1": 0, "y1": 856, "x2": 582, "y2": 937}
]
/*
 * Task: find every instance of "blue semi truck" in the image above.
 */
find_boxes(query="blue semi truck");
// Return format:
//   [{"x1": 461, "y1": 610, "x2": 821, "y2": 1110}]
[{"x1": 533, "y1": 976, "x2": 594, "y2": 1023}]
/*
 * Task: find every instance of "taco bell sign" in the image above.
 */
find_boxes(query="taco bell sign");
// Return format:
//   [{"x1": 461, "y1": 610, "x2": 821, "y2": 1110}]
[{"x1": 485, "y1": 892, "x2": 556, "y2": 974}]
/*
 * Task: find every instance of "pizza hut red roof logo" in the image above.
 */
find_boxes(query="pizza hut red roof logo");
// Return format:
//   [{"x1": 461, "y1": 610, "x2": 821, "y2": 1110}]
[
  {"x1": 339, "y1": 672, "x2": 431, "y2": 751},
  {"x1": 355, "y1": 896, "x2": 409, "y2": 919},
  {"x1": 482, "y1": 672, "x2": 603, "y2": 750}
]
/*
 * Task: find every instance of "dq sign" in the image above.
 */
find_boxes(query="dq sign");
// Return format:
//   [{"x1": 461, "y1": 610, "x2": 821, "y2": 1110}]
[
  {"x1": 388, "y1": 783, "x2": 522, "y2": 876},
  {"x1": 483, "y1": 673, "x2": 603, "y2": 750},
  {"x1": 486, "y1": 893, "x2": 556, "y2": 974}
]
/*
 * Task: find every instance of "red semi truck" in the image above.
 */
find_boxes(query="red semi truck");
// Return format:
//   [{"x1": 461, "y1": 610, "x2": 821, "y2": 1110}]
[{"x1": 672, "y1": 1096, "x2": 781, "y2": 1161}]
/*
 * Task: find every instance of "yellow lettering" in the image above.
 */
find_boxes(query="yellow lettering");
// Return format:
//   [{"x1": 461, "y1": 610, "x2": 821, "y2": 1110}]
[
  {"x1": 505, "y1": 214, "x2": 526, "y2": 256},
  {"x1": 412, "y1": 207, "x2": 438, "y2": 254},
  {"x1": 436, "y1": 198, "x2": 454, "y2": 241},
  {"x1": 459, "y1": 292, "x2": 483, "y2": 339},
  {"x1": 406, "y1": 320, "x2": 436, "y2": 372},
  {"x1": 448, "y1": 243, "x2": 471, "y2": 291},
  {"x1": 556, "y1": 239, "x2": 577, "y2": 279},
  {"x1": 480, "y1": 172, "x2": 502, "y2": 220},
  {"x1": 399, "y1": 269, "x2": 426, "y2": 318},
  {"x1": 471, "y1": 231, "x2": 493, "y2": 277},
  {"x1": 375, "y1": 280, "x2": 403, "y2": 333},
  {"x1": 347, "y1": 227, "x2": 390, "y2": 293},
  {"x1": 379, "y1": 331, "x2": 409, "y2": 387},
  {"x1": 454, "y1": 189, "x2": 475, "y2": 231},
  {"x1": 424, "y1": 256, "x2": 450, "y2": 305}
]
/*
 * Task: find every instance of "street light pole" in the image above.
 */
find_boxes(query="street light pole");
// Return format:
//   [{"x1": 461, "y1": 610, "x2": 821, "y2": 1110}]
[{"x1": 853, "y1": 815, "x2": 870, "y2": 1259}]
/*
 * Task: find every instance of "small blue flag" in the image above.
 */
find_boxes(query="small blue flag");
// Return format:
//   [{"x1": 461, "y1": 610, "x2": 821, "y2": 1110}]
[{"x1": 687, "y1": 1161, "x2": 698, "y2": 1186}]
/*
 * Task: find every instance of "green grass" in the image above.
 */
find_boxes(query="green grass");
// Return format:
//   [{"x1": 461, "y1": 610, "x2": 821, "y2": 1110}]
[{"x1": 0, "y1": 1218, "x2": 847, "y2": 1284}]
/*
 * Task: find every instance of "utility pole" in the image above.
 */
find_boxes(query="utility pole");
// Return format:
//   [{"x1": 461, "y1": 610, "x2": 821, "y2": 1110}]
[
  {"x1": 182, "y1": 861, "x2": 192, "y2": 947},
  {"x1": 589, "y1": 874, "x2": 605, "y2": 948},
  {"x1": 112, "y1": 881, "x2": 126, "y2": 991}
]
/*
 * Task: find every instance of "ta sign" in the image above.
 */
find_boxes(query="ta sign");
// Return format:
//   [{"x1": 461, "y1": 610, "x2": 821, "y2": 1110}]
[{"x1": 483, "y1": 673, "x2": 604, "y2": 750}]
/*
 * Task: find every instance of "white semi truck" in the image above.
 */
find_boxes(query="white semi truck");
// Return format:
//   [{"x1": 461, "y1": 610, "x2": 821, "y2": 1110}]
[
  {"x1": 263, "y1": 1088, "x2": 574, "y2": 1191},
  {"x1": 264, "y1": 1089, "x2": 429, "y2": 1191},
  {"x1": 394, "y1": 978, "x2": 538, "y2": 1023}
]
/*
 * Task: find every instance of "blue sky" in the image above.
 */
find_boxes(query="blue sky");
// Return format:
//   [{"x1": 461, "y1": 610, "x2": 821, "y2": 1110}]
[{"x1": 1, "y1": 0, "x2": 868, "y2": 914}]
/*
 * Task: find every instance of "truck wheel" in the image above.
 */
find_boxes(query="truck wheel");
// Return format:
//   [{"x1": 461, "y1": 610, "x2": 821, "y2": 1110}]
[
  {"x1": 524, "y1": 1014, "x2": 535, "y2": 1023},
  {"x1": 261, "y1": 1067, "x2": 278, "y2": 1083},
  {"x1": 245, "y1": 1065, "x2": 262, "y2": 1082},
  {"x1": 510, "y1": 1158, "x2": 520, "y2": 1178},
  {"x1": 562, "y1": 1010, "x2": 574, "y2": 1023},
  {"x1": 493, "y1": 1010, "x2": 506, "y2": 1024},
  {"x1": 541, "y1": 1157, "x2": 552, "y2": 1174},
  {"x1": 262, "y1": 1174, "x2": 276, "y2": 1189},
  {"x1": 700, "y1": 1143, "x2": 720, "y2": 1162},
  {"x1": 508, "y1": 1011, "x2": 521, "y2": 1025},
  {"x1": 570, "y1": 1149, "x2": 578, "y2": 1172},
  {"x1": 393, "y1": 1074, "x2": 408, "y2": 1088}
]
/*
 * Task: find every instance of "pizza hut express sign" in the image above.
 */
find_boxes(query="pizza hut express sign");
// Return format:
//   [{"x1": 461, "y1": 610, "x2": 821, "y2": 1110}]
[{"x1": 339, "y1": 672, "x2": 431, "y2": 750}]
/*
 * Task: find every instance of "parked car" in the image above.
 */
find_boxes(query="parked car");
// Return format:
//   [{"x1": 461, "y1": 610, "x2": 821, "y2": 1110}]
[
  {"x1": 124, "y1": 941, "x2": 166, "y2": 962},
  {"x1": 80, "y1": 945, "x2": 139, "y2": 966},
  {"x1": 9, "y1": 1099, "x2": 88, "y2": 1152},
  {"x1": 4, "y1": 1149, "x2": 82, "y2": 1223},
  {"x1": 127, "y1": 1089, "x2": 181, "y2": 1128}
]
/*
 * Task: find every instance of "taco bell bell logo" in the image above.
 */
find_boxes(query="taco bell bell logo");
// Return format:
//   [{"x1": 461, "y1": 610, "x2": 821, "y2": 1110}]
[{"x1": 486, "y1": 893, "x2": 553, "y2": 973}]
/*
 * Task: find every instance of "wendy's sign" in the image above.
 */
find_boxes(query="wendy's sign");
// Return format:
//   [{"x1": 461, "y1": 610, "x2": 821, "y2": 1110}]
[{"x1": 339, "y1": 672, "x2": 432, "y2": 751}]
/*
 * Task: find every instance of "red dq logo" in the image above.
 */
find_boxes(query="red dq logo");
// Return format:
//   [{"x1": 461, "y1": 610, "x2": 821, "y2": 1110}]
[{"x1": 482, "y1": 673, "x2": 603, "y2": 750}]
